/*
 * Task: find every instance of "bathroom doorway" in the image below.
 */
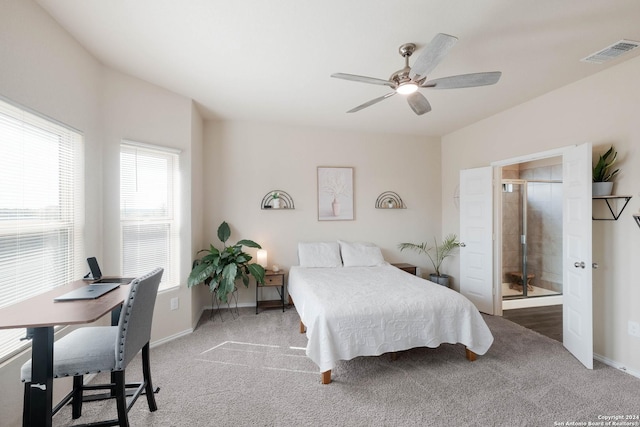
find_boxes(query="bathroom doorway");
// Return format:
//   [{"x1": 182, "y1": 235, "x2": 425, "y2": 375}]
[{"x1": 501, "y1": 158, "x2": 563, "y2": 310}]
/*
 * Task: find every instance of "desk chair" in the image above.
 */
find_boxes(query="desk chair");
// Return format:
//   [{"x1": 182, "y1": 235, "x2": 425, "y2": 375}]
[{"x1": 21, "y1": 267, "x2": 164, "y2": 427}]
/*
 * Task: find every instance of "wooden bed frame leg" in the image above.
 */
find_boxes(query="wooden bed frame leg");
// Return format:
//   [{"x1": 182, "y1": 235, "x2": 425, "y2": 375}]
[
  {"x1": 390, "y1": 352, "x2": 398, "y2": 361},
  {"x1": 465, "y1": 348, "x2": 477, "y2": 361},
  {"x1": 321, "y1": 370, "x2": 331, "y2": 384},
  {"x1": 299, "y1": 320, "x2": 305, "y2": 334}
]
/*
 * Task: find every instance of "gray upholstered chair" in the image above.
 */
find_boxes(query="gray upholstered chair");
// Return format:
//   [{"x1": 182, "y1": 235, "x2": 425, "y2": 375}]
[{"x1": 21, "y1": 267, "x2": 164, "y2": 427}]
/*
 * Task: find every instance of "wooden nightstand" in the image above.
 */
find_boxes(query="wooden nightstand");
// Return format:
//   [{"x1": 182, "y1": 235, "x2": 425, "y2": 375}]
[
  {"x1": 391, "y1": 263, "x2": 417, "y2": 275},
  {"x1": 256, "y1": 270, "x2": 286, "y2": 314}
]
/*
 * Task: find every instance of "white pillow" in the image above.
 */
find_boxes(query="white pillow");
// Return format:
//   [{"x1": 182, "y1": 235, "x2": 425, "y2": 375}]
[
  {"x1": 298, "y1": 242, "x2": 343, "y2": 268},
  {"x1": 338, "y1": 240, "x2": 386, "y2": 267}
]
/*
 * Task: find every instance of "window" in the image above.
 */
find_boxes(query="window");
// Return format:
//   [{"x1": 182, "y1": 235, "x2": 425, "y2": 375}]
[
  {"x1": 120, "y1": 141, "x2": 180, "y2": 290},
  {"x1": 0, "y1": 98, "x2": 84, "y2": 362}
]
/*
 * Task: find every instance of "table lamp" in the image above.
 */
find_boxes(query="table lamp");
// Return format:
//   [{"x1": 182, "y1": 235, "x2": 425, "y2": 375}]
[{"x1": 257, "y1": 249, "x2": 268, "y2": 269}]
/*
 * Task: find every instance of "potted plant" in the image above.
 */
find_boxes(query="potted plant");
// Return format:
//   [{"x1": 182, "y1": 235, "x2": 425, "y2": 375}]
[
  {"x1": 592, "y1": 145, "x2": 620, "y2": 196},
  {"x1": 188, "y1": 221, "x2": 265, "y2": 302},
  {"x1": 271, "y1": 192, "x2": 281, "y2": 209},
  {"x1": 398, "y1": 234, "x2": 460, "y2": 287},
  {"x1": 386, "y1": 198, "x2": 394, "y2": 208}
]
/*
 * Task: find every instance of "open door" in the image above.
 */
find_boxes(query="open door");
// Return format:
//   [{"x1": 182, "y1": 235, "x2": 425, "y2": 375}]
[
  {"x1": 562, "y1": 142, "x2": 593, "y2": 368},
  {"x1": 460, "y1": 167, "x2": 494, "y2": 314}
]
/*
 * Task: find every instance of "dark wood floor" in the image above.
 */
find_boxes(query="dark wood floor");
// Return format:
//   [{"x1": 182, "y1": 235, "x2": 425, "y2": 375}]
[{"x1": 502, "y1": 304, "x2": 563, "y2": 342}]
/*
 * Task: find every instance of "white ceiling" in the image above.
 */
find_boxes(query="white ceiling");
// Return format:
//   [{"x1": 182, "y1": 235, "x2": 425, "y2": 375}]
[{"x1": 36, "y1": 0, "x2": 640, "y2": 137}]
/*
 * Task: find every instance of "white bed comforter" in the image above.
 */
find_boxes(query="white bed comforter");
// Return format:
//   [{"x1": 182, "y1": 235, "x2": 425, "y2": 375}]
[{"x1": 288, "y1": 264, "x2": 494, "y2": 372}]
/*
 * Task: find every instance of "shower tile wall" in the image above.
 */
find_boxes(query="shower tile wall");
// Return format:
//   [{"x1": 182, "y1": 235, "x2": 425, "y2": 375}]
[
  {"x1": 520, "y1": 164, "x2": 563, "y2": 293},
  {"x1": 502, "y1": 170, "x2": 522, "y2": 283}
]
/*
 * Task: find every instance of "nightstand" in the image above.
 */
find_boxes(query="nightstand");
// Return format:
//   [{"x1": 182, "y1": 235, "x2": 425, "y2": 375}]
[
  {"x1": 256, "y1": 270, "x2": 286, "y2": 314},
  {"x1": 391, "y1": 263, "x2": 417, "y2": 275}
]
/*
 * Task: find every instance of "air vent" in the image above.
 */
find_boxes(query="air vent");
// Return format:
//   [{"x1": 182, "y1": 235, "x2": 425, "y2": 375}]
[{"x1": 581, "y1": 39, "x2": 640, "y2": 64}]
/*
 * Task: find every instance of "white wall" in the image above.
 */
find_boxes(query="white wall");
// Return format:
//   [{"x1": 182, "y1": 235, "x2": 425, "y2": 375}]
[
  {"x1": 191, "y1": 103, "x2": 205, "y2": 326},
  {"x1": 200, "y1": 120, "x2": 443, "y2": 305},
  {"x1": 441, "y1": 55, "x2": 640, "y2": 375},
  {"x1": 0, "y1": 1, "x2": 202, "y2": 424},
  {"x1": 100, "y1": 68, "x2": 198, "y2": 343},
  {"x1": 0, "y1": 1, "x2": 103, "y2": 425}
]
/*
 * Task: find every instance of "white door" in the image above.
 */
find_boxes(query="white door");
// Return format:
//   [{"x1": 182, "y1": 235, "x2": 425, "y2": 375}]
[
  {"x1": 563, "y1": 142, "x2": 593, "y2": 368},
  {"x1": 460, "y1": 167, "x2": 494, "y2": 314}
]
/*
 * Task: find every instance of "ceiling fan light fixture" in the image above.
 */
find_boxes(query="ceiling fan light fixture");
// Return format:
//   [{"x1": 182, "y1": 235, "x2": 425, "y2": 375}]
[{"x1": 396, "y1": 82, "x2": 418, "y2": 95}]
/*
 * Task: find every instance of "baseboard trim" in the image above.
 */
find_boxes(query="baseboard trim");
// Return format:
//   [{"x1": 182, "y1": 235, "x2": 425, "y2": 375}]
[
  {"x1": 151, "y1": 328, "x2": 193, "y2": 349},
  {"x1": 204, "y1": 302, "x2": 256, "y2": 310},
  {"x1": 594, "y1": 352, "x2": 640, "y2": 379},
  {"x1": 502, "y1": 295, "x2": 563, "y2": 310}
]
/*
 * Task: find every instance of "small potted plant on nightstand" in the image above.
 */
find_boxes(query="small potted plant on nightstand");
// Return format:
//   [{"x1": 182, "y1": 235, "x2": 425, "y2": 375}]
[
  {"x1": 398, "y1": 234, "x2": 460, "y2": 287},
  {"x1": 592, "y1": 145, "x2": 620, "y2": 196}
]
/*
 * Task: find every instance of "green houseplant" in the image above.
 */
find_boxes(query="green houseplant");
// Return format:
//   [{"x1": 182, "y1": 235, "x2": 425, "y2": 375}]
[
  {"x1": 188, "y1": 221, "x2": 265, "y2": 302},
  {"x1": 398, "y1": 234, "x2": 460, "y2": 287},
  {"x1": 271, "y1": 192, "x2": 281, "y2": 209},
  {"x1": 592, "y1": 145, "x2": 619, "y2": 196}
]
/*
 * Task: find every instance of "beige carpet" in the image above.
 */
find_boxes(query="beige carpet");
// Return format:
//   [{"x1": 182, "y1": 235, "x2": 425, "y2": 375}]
[{"x1": 51, "y1": 307, "x2": 640, "y2": 427}]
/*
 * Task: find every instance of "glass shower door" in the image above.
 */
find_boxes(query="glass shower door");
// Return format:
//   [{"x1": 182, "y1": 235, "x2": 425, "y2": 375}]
[{"x1": 502, "y1": 180, "x2": 528, "y2": 298}]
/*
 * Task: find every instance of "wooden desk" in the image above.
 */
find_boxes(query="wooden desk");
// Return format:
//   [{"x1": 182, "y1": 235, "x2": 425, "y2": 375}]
[{"x1": 0, "y1": 279, "x2": 130, "y2": 427}]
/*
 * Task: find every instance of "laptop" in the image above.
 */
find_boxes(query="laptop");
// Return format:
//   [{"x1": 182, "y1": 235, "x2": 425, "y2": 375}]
[
  {"x1": 54, "y1": 257, "x2": 135, "y2": 302},
  {"x1": 86, "y1": 257, "x2": 135, "y2": 284},
  {"x1": 54, "y1": 283, "x2": 121, "y2": 302}
]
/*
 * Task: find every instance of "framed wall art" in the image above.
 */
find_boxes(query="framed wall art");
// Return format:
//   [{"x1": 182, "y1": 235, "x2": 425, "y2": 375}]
[{"x1": 317, "y1": 166, "x2": 354, "y2": 221}]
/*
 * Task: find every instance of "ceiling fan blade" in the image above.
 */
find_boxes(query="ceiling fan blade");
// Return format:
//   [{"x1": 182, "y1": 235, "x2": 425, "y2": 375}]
[
  {"x1": 347, "y1": 92, "x2": 396, "y2": 113},
  {"x1": 410, "y1": 33, "x2": 458, "y2": 79},
  {"x1": 331, "y1": 73, "x2": 395, "y2": 87},
  {"x1": 421, "y1": 71, "x2": 502, "y2": 89},
  {"x1": 406, "y1": 92, "x2": 431, "y2": 115}
]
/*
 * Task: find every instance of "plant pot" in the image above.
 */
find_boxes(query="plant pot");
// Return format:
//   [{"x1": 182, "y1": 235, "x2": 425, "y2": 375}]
[
  {"x1": 272, "y1": 198, "x2": 281, "y2": 209},
  {"x1": 429, "y1": 274, "x2": 450, "y2": 287},
  {"x1": 592, "y1": 182, "x2": 613, "y2": 196}
]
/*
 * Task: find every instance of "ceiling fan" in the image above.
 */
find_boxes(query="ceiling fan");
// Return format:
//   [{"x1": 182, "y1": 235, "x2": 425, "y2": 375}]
[{"x1": 331, "y1": 33, "x2": 502, "y2": 115}]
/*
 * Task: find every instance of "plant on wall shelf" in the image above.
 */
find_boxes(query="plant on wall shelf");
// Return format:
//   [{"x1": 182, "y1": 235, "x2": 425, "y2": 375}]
[
  {"x1": 593, "y1": 145, "x2": 620, "y2": 182},
  {"x1": 188, "y1": 221, "x2": 265, "y2": 302},
  {"x1": 271, "y1": 191, "x2": 281, "y2": 208}
]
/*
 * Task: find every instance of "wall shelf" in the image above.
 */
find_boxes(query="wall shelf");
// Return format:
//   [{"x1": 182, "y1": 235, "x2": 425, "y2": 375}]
[
  {"x1": 261, "y1": 190, "x2": 295, "y2": 210},
  {"x1": 375, "y1": 191, "x2": 406, "y2": 209},
  {"x1": 592, "y1": 195, "x2": 632, "y2": 220}
]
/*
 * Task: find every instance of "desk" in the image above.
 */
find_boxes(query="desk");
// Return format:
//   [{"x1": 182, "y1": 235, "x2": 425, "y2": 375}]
[{"x1": 0, "y1": 279, "x2": 130, "y2": 427}]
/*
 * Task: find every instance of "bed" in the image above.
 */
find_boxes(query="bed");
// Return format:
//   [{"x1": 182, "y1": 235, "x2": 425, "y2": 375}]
[{"x1": 288, "y1": 241, "x2": 494, "y2": 384}]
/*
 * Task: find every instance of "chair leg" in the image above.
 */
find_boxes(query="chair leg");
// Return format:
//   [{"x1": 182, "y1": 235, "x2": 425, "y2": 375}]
[
  {"x1": 141, "y1": 343, "x2": 158, "y2": 412},
  {"x1": 22, "y1": 382, "x2": 30, "y2": 427},
  {"x1": 113, "y1": 370, "x2": 129, "y2": 427},
  {"x1": 71, "y1": 375, "x2": 84, "y2": 419}
]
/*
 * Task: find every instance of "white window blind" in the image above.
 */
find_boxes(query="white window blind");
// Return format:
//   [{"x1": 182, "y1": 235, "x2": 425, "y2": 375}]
[
  {"x1": 0, "y1": 98, "x2": 84, "y2": 362},
  {"x1": 120, "y1": 142, "x2": 179, "y2": 290}
]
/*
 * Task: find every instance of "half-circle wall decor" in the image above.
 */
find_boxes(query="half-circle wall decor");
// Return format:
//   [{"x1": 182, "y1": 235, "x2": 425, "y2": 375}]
[
  {"x1": 375, "y1": 191, "x2": 406, "y2": 209},
  {"x1": 261, "y1": 190, "x2": 295, "y2": 210}
]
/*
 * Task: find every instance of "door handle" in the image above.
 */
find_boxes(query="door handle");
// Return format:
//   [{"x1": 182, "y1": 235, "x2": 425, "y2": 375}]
[
  {"x1": 459, "y1": 242, "x2": 466, "y2": 247},
  {"x1": 592, "y1": 263, "x2": 598, "y2": 269},
  {"x1": 574, "y1": 261, "x2": 585, "y2": 269}
]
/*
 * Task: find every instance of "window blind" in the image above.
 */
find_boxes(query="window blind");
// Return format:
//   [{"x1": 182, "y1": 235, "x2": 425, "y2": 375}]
[
  {"x1": 120, "y1": 142, "x2": 179, "y2": 290},
  {"x1": 0, "y1": 98, "x2": 84, "y2": 362}
]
